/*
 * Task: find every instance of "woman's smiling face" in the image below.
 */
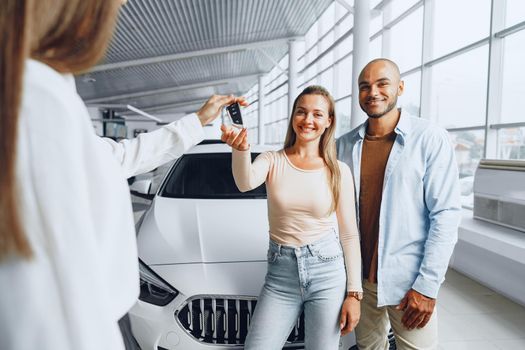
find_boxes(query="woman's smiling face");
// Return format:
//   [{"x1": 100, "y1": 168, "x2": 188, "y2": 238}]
[{"x1": 291, "y1": 94, "x2": 332, "y2": 144}]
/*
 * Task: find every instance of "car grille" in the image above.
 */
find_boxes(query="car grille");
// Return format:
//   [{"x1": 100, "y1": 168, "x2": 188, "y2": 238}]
[{"x1": 176, "y1": 296, "x2": 305, "y2": 346}]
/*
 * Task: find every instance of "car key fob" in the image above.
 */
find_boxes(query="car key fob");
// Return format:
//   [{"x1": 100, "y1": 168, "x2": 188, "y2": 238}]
[{"x1": 226, "y1": 102, "x2": 243, "y2": 128}]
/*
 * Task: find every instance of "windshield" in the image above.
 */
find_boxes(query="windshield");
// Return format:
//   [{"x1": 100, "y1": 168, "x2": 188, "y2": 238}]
[{"x1": 160, "y1": 153, "x2": 267, "y2": 199}]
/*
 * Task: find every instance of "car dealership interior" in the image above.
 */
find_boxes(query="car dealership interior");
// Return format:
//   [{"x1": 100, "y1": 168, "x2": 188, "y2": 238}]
[
  {"x1": 2, "y1": 0, "x2": 524, "y2": 350},
  {"x1": 76, "y1": 0, "x2": 525, "y2": 350}
]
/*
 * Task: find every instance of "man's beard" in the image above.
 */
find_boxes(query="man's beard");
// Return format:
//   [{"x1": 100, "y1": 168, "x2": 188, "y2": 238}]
[{"x1": 361, "y1": 96, "x2": 398, "y2": 119}]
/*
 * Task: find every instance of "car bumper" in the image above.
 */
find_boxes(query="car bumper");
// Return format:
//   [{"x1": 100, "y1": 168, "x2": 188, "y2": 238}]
[{"x1": 130, "y1": 262, "x2": 356, "y2": 350}]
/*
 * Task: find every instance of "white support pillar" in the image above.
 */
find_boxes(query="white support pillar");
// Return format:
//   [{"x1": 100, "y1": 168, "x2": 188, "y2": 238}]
[
  {"x1": 381, "y1": 2, "x2": 392, "y2": 57},
  {"x1": 258, "y1": 75, "x2": 266, "y2": 145},
  {"x1": 350, "y1": 0, "x2": 371, "y2": 129},
  {"x1": 333, "y1": 6, "x2": 342, "y2": 99},
  {"x1": 484, "y1": 0, "x2": 506, "y2": 159},
  {"x1": 419, "y1": 0, "x2": 435, "y2": 120},
  {"x1": 288, "y1": 40, "x2": 301, "y2": 117}
]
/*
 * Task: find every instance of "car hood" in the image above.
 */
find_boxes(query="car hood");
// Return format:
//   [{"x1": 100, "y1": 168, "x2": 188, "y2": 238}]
[
  {"x1": 149, "y1": 261, "x2": 267, "y2": 297},
  {"x1": 137, "y1": 196, "x2": 270, "y2": 265}
]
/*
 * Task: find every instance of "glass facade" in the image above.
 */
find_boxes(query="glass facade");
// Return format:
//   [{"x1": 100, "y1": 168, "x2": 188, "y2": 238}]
[
  {"x1": 428, "y1": 45, "x2": 489, "y2": 128},
  {"x1": 240, "y1": 0, "x2": 525, "y2": 201}
]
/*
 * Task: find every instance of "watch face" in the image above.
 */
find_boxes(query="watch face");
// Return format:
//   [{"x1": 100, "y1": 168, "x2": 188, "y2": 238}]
[
  {"x1": 226, "y1": 103, "x2": 243, "y2": 126},
  {"x1": 348, "y1": 292, "x2": 363, "y2": 301}
]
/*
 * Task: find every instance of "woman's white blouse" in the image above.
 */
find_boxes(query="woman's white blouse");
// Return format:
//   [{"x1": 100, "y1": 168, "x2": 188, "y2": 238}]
[{"x1": 0, "y1": 60, "x2": 204, "y2": 350}]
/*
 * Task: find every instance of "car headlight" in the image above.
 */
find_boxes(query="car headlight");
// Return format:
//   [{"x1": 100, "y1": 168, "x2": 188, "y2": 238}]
[{"x1": 139, "y1": 259, "x2": 179, "y2": 306}]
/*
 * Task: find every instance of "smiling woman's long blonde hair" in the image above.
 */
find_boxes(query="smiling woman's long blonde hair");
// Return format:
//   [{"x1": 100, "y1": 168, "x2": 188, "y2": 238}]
[
  {"x1": 0, "y1": 0, "x2": 121, "y2": 260},
  {"x1": 283, "y1": 85, "x2": 341, "y2": 214}
]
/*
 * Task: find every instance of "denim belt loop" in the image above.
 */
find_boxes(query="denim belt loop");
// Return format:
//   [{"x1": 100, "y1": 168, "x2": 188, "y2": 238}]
[
  {"x1": 332, "y1": 227, "x2": 339, "y2": 240},
  {"x1": 277, "y1": 243, "x2": 282, "y2": 256},
  {"x1": 306, "y1": 244, "x2": 315, "y2": 257}
]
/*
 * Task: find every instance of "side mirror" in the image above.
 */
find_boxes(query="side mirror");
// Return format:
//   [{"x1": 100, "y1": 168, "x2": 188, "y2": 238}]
[{"x1": 130, "y1": 179, "x2": 154, "y2": 200}]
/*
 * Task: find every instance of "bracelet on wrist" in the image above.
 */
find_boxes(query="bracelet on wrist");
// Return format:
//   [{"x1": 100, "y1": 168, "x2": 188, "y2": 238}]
[{"x1": 347, "y1": 291, "x2": 363, "y2": 301}]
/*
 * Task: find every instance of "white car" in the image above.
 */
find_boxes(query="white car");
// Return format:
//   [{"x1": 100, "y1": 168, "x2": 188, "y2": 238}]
[{"x1": 129, "y1": 141, "x2": 358, "y2": 350}]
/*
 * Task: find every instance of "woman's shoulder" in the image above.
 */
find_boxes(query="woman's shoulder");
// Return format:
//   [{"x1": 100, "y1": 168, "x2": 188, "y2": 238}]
[
  {"x1": 265, "y1": 149, "x2": 284, "y2": 155},
  {"x1": 258, "y1": 149, "x2": 282, "y2": 160},
  {"x1": 337, "y1": 160, "x2": 351, "y2": 172},
  {"x1": 24, "y1": 60, "x2": 78, "y2": 101},
  {"x1": 336, "y1": 160, "x2": 354, "y2": 180},
  {"x1": 22, "y1": 60, "x2": 88, "y2": 127}
]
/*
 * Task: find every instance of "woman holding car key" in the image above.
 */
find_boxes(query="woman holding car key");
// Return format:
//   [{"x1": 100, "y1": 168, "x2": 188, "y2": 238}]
[{"x1": 221, "y1": 85, "x2": 363, "y2": 349}]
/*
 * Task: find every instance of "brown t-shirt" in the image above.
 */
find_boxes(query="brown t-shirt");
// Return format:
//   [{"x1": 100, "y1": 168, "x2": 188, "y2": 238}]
[{"x1": 359, "y1": 131, "x2": 396, "y2": 283}]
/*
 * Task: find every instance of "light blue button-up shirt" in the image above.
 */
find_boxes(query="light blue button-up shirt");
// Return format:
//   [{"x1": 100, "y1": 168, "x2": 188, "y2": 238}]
[{"x1": 336, "y1": 111, "x2": 461, "y2": 306}]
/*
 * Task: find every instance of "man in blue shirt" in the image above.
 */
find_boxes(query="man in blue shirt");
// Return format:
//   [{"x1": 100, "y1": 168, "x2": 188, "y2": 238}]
[{"x1": 337, "y1": 58, "x2": 461, "y2": 349}]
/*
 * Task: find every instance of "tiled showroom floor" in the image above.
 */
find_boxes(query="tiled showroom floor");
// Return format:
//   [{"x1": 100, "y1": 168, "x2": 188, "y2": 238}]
[
  {"x1": 132, "y1": 200, "x2": 525, "y2": 349},
  {"x1": 437, "y1": 269, "x2": 525, "y2": 350}
]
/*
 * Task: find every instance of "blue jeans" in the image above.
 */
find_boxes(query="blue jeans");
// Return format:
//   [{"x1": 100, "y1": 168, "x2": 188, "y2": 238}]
[{"x1": 245, "y1": 231, "x2": 347, "y2": 350}]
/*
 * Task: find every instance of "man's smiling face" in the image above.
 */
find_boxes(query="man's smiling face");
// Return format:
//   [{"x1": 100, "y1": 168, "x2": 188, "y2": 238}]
[{"x1": 358, "y1": 60, "x2": 404, "y2": 119}]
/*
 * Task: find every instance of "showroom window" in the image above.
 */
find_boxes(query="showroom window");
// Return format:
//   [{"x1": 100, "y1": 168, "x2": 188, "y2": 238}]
[
  {"x1": 497, "y1": 127, "x2": 525, "y2": 160},
  {"x1": 428, "y1": 45, "x2": 489, "y2": 128},
  {"x1": 500, "y1": 30, "x2": 525, "y2": 124},
  {"x1": 398, "y1": 71, "x2": 421, "y2": 117},
  {"x1": 448, "y1": 129, "x2": 485, "y2": 209},
  {"x1": 385, "y1": 0, "x2": 420, "y2": 21},
  {"x1": 431, "y1": 0, "x2": 491, "y2": 59},
  {"x1": 334, "y1": 54, "x2": 352, "y2": 101},
  {"x1": 369, "y1": 35, "x2": 382, "y2": 59},
  {"x1": 388, "y1": 6, "x2": 423, "y2": 74},
  {"x1": 336, "y1": 96, "x2": 352, "y2": 138},
  {"x1": 243, "y1": 85, "x2": 259, "y2": 144},
  {"x1": 244, "y1": 0, "x2": 525, "y2": 184},
  {"x1": 504, "y1": 0, "x2": 525, "y2": 29}
]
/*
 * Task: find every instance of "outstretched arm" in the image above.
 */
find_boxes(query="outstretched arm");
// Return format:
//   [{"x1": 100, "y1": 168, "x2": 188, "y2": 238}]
[
  {"x1": 100, "y1": 95, "x2": 248, "y2": 178},
  {"x1": 98, "y1": 114, "x2": 203, "y2": 178},
  {"x1": 221, "y1": 125, "x2": 271, "y2": 192}
]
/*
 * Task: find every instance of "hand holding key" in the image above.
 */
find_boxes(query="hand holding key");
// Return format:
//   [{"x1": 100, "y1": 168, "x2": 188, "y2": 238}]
[
  {"x1": 196, "y1": 95, "x2": 248, "y2": 126},
  {"x1": 220, "y1": 125, "x2": 250, "y2": 151}
]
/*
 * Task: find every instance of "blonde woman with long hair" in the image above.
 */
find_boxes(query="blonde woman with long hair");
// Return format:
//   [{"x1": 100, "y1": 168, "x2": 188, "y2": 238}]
[
  {"x1": 221, "y1": 85, "x2": 362, "y2": 349},
  {"x1": 0, "y1": 0, "x2": 245, "y2": 348}
]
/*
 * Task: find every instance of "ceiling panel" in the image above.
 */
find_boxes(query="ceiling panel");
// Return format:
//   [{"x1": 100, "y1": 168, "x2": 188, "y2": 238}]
[
  {"x1": 77, "y1": 0, "x2": 334, "y2": 112},
  {"x1": 106, "y1": 0, "x2": 330, "y2": 62},
  {"x1": 79, "y1": 46, "x2": 286, "y2": 101},
  {"x1": 107, "y1": 77, "x2": 257, "y2": 110}
]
